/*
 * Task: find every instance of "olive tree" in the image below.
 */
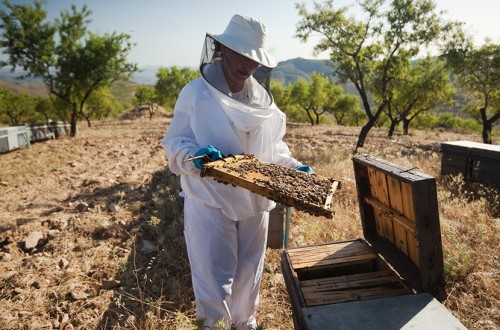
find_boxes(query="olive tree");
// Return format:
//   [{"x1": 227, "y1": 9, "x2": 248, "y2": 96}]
[
  {"x1": 296, "y1": 0, "x2": 454, "y2": 151},
  {"x1": 0, "y1": 0, "x2": 137, "y2": 136},
  {"x1": 289, "y1": 73, "x2": 330, "y2": 125},
  {"x1": 0, "y1": 89, "x2": 37, "y2": 125},
  {"x1": 134, "y1": 85, "x2": 160, "y2": 120},
  {"x1": 155, "y1": 66, "x2": 199, "y2": 111},
  {"x1": 83, "y1": 87, "x2": 121, "y2": 126},
  {"x1": 444, "y1": 41, "x2": 500, "y2": 144},
  {"x1": 375, "y1": 57, "x2": 455, "y2": 136}
]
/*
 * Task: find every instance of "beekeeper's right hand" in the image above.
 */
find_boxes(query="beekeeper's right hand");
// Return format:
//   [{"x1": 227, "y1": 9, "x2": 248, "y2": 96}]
[
  {"x1": 296, "y1": 165, "x2": 315, "y2": 174},
  {"x1": 193, "y1": 145, "x2": 223, "y2": 170}
]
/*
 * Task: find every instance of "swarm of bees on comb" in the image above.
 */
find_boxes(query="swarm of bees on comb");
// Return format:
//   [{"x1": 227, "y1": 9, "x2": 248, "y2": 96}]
[{"x1": 202, "y1": 154, "x2": 340, "y2": 218}]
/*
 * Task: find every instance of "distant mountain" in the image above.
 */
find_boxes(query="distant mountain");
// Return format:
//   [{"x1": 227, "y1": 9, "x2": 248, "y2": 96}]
[
  {"x1": 0, "y1": 65, "x2": 159, "y2": 86},
  {"x1": 0, "y1": 66, "x2": 41, "y2": 83},
  {"x1": 272, "y1": 57, "x2": 333, "y2": 85},
  {"x1": 0, "y1": 59, "x2": 470, "y2": 117},
  {"x1": 0, "y1": 58, "x2": 333, "y2": 87},
  {"x1": 129, "y1": 58, "x2": 334, "y2": 86},
  {"x1": 0, "y1": 59, "x2": 347, "y2": 102}
]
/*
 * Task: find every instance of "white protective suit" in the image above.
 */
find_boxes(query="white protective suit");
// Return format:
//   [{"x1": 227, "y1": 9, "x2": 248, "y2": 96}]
[{"x1": 162, "y1": 60, "x2": 302, "y2": 329}]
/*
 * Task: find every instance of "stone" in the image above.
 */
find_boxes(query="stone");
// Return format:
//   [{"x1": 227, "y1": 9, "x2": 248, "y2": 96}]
[
  {"x1": 59, "y1": 258, "x2": 69, "y2": 269},
  {"x1": 18, "y1": 311, "x2": 32, "y2": 318},
  {"x1": 108, "y1": 203, "x2": 120, "y2": 212},
  {"x1": 75, "y1": 202, "x2": 89, "y2": 212},
  {"x1": 25, "y1": 231, "x2": 43, "y2": 250},
  {"x1": 70, "y1": 290, "x2": 87, "y2": 300}
]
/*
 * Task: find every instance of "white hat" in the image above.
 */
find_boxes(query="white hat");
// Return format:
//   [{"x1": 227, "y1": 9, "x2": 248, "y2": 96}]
[{"x1": 208, "y1": 14, "x2": 277, "y2": 68}]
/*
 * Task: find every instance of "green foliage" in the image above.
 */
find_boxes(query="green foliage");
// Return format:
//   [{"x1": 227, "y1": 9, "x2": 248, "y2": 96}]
[
  {"x1": 436, "y1": 112, "x2": 462, "y2": 129},
  {"x1": 0, "y1": 88, "x2": 38, "y2": 125},
  {"x1": 444, "y1": 242, "x2": 476, "y2": 282},
  {"x1": 134, "y1": 85, "x2": 160, "y2": 120},
  {"x1": 325, "y1": 87, "x2": 361, "y2": 126},
  {"x1": 272, "y1": 58, "x2": 332, "y2": 85},
  {"x1": 377, "y1": 56, "x2": 456, "y2": 136},
  {"x1": 34, "y1": 96, "x2": 57, "y2": 122},
  {"x1": 282, "y1": 104, "x2": 310, "y2": 124},
  {"x1": 270, "y1": 81, "x2": 290, "y2": 109},
  {"x1": 0, "y1": 0, "x2": 138, "y2": 136},
  {"x1": 288, "y1": 73, "x2": 328, "y2": 125},
  {"x1": 412, "y1": 113, "x2": 439, "y2": 130},
  {"x1": 411, "y1": 112, "x2": 482, "y2": 133},
  {"x1": 443, "y1": 40, "x2": 500, "y2": 143},
  {"x1": 286, "y1": 72, "x2": 359, "y2": 126},
  {"x1": 155, "y1": 66, "x2": 199, "y2": 109},
  {"x1": 295, "y1": 0, "x2": 456, "y2": 149},
  {"x1": 83, "y1": 86, "x2": 124, "y2": 125}
]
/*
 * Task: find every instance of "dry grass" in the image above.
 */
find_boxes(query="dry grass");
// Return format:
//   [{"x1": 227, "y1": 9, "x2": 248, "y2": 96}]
[{"x1": 0, "y1": 119, "x2": 498, "y2": 329}]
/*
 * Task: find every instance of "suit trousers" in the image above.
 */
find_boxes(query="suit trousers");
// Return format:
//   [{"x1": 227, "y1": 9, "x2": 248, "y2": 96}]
[{"x1": 183, "y1": 197, "x2": 269, "y2": 329}]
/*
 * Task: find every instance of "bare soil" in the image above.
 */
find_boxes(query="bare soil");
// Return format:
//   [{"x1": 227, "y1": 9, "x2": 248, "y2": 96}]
[{"x1": 0, "y1": 116, "x2": 498, "y2": 329}]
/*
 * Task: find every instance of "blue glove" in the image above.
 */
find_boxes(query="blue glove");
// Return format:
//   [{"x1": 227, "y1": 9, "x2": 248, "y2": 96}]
[
  {"x1": 296, "y1": 165, "x2": 315, "y2": 174},
  {"x1": 193, "y1": 145, "x2": 223, "y2": 170}
]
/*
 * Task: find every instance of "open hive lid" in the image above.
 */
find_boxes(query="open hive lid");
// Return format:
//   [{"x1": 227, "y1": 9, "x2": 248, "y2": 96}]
[
  {"x1": 352, "y1": 154, "x2": 445, "y2": 298},
  {"x1": 201, "y1": 154, "x2": 340, "y2": 218}
]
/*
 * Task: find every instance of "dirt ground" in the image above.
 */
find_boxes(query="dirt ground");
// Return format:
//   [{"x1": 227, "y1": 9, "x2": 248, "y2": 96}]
[{"x1": 0, "y1": 115, "x2": 497, "y2": 329}]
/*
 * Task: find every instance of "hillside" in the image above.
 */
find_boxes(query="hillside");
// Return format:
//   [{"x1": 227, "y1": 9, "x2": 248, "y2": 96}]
[
  {"x1": 0, "y1": 58, "x2": 334, "y2": 99},
  {"x1": 272, "y1": 57, "x2": 333, "y2": 85},
  {"x1": 0, "y1": 59, "x2": 469, "y2": 115},
  {"x1": 0, "y1": 80, "x2": 49, "y2": 97},
  {"x1": 0, "y1": 76, "x2": 139, "y2": 105},
  {"x1": 0, "y1": 117, "x2": 497, "y2": 329}
]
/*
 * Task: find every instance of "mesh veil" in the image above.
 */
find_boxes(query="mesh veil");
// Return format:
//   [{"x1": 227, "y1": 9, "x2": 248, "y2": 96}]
[{"x1": 199, "y1": 34, "x2": 273, "y2": 100}]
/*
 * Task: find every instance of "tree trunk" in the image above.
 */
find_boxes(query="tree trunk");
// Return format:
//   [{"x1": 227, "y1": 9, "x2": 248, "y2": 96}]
[
  {"x1": 70, "y1": 104, "x2": 78, "y2": 137},
  {"x1": 355, "y1": 117, "x2": 377, "y2": 153},
  {"x1": 355, "y1": 102, "x2": 387, "y2": 153},
  {"x1": 482, "y1": 119, "x2": 492, "y2": 144},
  {"x1": 306, "y1": 110, "x2": 314, "y2": 126},
  {"x1": 387, "y1": 119, "x2": 398, "y2": 137},
  {"x1": 402, "y1": 118, "x2": 410, "y2": 135}
]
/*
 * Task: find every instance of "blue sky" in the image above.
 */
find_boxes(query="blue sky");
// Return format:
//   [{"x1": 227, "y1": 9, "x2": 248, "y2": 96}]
[{"x1": 2, "y1": 0, "x2": 499, "y2": 68}]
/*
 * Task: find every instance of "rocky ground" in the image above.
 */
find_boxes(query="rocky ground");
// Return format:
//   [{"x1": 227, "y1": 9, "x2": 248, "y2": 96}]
[
  {"x1": 0, "y1": 115, "x2": 497, "y2": 329},
  {"x1": 0, "y1": 117, "x2": 169, "y2": 329}
]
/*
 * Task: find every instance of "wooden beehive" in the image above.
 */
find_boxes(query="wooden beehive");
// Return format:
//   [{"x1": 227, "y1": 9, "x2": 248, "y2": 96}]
[
  {"x1": 280, "y1": 154, "x2": 461, "y2": 330},
  {"x1": 268, "y1": 204, "x2": 285, "y2": 249},
  {"x1": 441, "y1": 140, "x2": 500, "y2": 187},
  {"x1": 201, "y1": 155, "x2": 340, "y2": 219}
]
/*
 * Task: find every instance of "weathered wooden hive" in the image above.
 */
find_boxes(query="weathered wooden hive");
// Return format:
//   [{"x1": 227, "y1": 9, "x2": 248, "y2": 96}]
[
  {"x1": 280, "y1": 154, "x2": 466, "y2": 330},
  {"x1": 441, "y1": 140, "x2": 500, "y2": 187}
]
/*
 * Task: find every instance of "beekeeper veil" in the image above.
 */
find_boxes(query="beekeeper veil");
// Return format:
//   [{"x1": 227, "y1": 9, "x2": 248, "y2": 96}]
[{"x1": 200, "y1": 14, "x2": 277, "y2": 109}]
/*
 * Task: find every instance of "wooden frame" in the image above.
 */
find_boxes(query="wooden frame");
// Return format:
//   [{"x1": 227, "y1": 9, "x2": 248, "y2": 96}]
[
  {"x1": 201, "y1": 155, "x2": 340, "y2": 218},
  {"x1": 353, "y1": 154, "x2": 445, "y2": 296},
  {"x1": 280, "y1": 154, "x2": 446, "y2": 329}
]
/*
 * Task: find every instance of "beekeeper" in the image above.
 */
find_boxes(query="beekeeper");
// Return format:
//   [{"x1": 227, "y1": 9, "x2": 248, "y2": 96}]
[{"x1": 162, "y1": 14, "x2": 313, "y2": 329}]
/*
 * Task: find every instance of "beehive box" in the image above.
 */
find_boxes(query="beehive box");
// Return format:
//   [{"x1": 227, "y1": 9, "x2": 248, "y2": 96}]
[
  {"x1": 0, "y1": 126, "x2": 30, "y2": 153},
  {"x1": 201, "y1": 155, "x2": 340, "y2": 219},
  {"x1": 49, "y1": 121, "x2": 70, "y2": 138},
  {"x1": 281, "y1": 154, "x2": 465, "y2": 329},
  {"x1": 268, "y1": 204, "x2": 285, "y2": 249},
  {"x1": 441, "y1": 140, "x2": 500, "y2": 187}
]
